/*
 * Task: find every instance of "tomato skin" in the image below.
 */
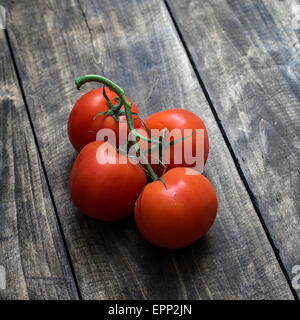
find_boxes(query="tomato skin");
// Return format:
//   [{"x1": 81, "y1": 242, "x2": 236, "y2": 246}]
[
  {"x1": 70, "y1": 141, "x2": 146, "y2": 221},
  {"x1": 141, "y1": 109, "x2": 209, "y2": 174},
  {"x1": 134, "y1": 167, "x2": 217, "y2": 248},
  {"x1": 68, "y1": 88, "x2": 141, "y2": 152}
]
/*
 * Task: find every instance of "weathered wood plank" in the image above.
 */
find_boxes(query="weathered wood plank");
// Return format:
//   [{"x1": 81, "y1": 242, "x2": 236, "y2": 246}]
[
  {"x1": 0, "y1": 30, "x2": 79, "y2": 299},
  {"x1": 167, "y1": 0, "x2": 300, "y2": 297},
  {"x1": 5, "y1": 0, "x2": 294, "y2": 299}
]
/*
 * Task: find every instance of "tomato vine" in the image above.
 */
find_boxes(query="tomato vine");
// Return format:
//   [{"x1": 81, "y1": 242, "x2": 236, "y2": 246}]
[{"x1": 75, "y1": 74, "x2": 162, "y2": 182}]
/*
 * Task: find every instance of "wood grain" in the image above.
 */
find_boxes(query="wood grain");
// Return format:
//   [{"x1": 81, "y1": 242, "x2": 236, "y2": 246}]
[
  {"x1": 0, "y1": 30, "x2": 79, "y2": 299},
  {"x1": 4, "y1": 0, "x2": 294, "y2": 299},
  {"x1": 167, "y1": 0, "x2": 300, "y2": 297}
]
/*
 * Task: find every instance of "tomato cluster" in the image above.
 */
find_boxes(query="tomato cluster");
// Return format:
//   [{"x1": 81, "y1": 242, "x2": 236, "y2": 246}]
[{"x1": 68, "y1": 75, "x2": 218, "y2": 249}]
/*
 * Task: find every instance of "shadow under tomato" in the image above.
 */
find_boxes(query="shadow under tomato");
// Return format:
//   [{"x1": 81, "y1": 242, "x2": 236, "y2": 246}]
[{"x1": 73, "y1": 207, "x2": 215, "y2": 299}]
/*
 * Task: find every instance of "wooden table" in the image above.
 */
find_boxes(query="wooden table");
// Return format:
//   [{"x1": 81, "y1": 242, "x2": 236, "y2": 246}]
[{"x1": 0, "y1": 0, "x2": 299, "y2": 300}]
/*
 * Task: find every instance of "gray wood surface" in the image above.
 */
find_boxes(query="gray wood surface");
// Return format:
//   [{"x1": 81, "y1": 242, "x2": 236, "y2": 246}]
[
  {"x1": 167, "y1": 0, "x2": 300, "y2": 297},
  {"x1": 0, "y1": 30, "x2": 78, "y2": 299},
  {"x1": 3, "y1": 0, "x2": 294, "y2": 299}
]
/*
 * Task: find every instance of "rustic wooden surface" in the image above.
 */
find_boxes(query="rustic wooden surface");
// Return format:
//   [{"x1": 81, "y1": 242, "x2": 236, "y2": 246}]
[
  {"x1": 0, "y1": 30, "x2": 78, "y2": 299},
  {"x1": 0, "y1": 0, "x2": 298, "y2": 299},
  {"x1": 167, "y1": 0, "x2": 300, "y2": 298}
]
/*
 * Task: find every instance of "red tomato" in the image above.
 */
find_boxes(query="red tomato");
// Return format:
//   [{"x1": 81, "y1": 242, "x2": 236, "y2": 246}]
[
  {"x1": 70, "y1": 141, "x2": 146, "y2": 221},
  {"x1": 68, "y1": 88, "x2": 141, "y2": 152},
  {"x1": 134, "y1": 167, "x2": 217, "y2": 248},
  {"x1": 137, "y1": 109, "x2": 209, "y2": 175}
]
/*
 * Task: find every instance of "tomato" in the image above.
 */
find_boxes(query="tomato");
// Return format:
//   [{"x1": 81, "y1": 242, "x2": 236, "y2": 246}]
[
  {"x1": 134, "y1": 167, "x2": 217, "y2": 248},
  {"x1": 68, "y1": 88, "x2": 141, "y2": 152},
  {"x1": 137, "y1": 109, "x2": 209, "y2": 175},
  {"x1": 70, "y1": 141, "x2": 146, "y2": 221}
]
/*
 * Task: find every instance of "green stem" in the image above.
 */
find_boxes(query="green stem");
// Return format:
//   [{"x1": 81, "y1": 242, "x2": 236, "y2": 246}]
[
  {"x1": 76, "y1": 75, "x2": 159, "y2": 144},
  {"x1": 112, "y1": 100, "x2": 123, "y2": 113},
  {"x1": 76, "y1": 75, "x2": 125, "y2": 96},
  {"x1": 75, "y1": 74, "x2": 159, "y2": 181}
]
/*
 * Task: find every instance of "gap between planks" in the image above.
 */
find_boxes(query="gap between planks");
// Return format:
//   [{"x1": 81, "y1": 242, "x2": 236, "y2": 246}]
[
  {"x1": 163, "y1": 0, "x2": 298, "y2": 300},
  {"x1": 4, "y1": 0, "x2": 296, "y2": 300},
  {"x1": 3, "y1": 29, "x2": 83, "y2": 300}
]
